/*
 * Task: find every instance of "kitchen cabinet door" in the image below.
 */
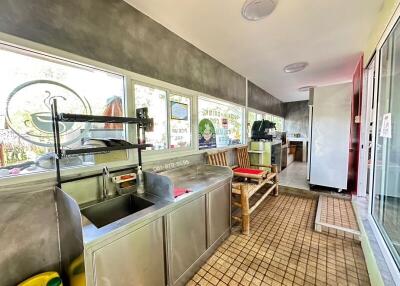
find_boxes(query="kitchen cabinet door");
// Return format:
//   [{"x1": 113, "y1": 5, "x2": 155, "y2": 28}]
[
  {"x1": 167, "y1": 195, "x2": 206, "y2": 284},
  {"x1": 208, "y1": 183, "x2": 231, "y2": 247},
  {"x1": 93, "y1": 218, "x2": 165, "y2": 286}
]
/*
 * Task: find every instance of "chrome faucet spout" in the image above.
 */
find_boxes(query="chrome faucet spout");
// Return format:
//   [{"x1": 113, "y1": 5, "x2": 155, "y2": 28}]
[{"x1": 102, "y1": 166, "x2": 110, "y2": 200}]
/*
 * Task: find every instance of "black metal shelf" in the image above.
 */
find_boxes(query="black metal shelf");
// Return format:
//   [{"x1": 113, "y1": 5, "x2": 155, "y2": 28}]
[
  {"x1": 61, "y1": 144, "x2": 153, "y2": 157},
  {"x1": 58, "y1": 113, "x2": 152, "y2": 125},
  {"x1": 51, "y1": 99, "x2": 153, "y2": 187}
]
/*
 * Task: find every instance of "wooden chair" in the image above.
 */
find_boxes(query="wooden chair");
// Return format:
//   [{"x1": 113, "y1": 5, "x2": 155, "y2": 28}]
[
  {"x1": 234, "y1": 146, "x2": 277, "y2": 183},
  {"x1": 207, "y1": 148, "x2": 279, "y2": 235},
  {"x1": 207, "y1": 150, "x2": 230, "y2": 167}
]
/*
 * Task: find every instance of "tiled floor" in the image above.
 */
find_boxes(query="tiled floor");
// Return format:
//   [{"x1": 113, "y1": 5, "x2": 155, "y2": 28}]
[
  {"x1": 316, "y1": 195, "x2": 360, "y2": 241},
  {"x1": 320, "y1": 196, "x2": 359, "y2": 230},
  {"x1": 279, "y1": 162, "x2": 310, "y2": 191},
  {"x1": 187, "y1": 194, "x2": 370, "y2": 286}
]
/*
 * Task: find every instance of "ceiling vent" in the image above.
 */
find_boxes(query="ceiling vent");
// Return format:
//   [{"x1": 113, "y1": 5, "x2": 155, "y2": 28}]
[{"x1": 242, "y1": 0, "x2": 278, "y2": 21}]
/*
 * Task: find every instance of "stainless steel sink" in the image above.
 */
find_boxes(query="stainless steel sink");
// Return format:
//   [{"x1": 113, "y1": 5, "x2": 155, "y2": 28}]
[{"x1": 81, "y1": 194, "x2": 154, "y2": 228}]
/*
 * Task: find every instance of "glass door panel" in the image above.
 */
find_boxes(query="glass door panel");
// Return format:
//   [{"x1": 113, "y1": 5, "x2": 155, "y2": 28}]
[{"x1": 372, "y1": 20, "x2": 400, "y2": 269}]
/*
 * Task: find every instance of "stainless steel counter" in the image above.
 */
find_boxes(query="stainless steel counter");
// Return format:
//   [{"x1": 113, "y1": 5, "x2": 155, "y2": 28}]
[
  {"x1": 58, "y1": 164, "x2": 233, "y2": 286},
  {"x1": 80, "y1": 164, "x2": 232, "y2": 245}
]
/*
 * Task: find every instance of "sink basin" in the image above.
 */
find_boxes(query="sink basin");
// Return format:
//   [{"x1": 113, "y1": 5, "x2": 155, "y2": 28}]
[{"x1": 81, "y1": 194, "x2": 154, "y2": 228}]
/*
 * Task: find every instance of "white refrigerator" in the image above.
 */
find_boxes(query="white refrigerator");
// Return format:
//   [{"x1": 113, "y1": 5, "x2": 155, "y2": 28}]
[{"x1": 309, "y1": 82, "x2": 352, "y2": 190}]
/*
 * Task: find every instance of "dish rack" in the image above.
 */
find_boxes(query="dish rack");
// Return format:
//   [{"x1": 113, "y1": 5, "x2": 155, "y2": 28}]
[{"x1": 50, "y1": 98, "x2": 154, "y2": 187}]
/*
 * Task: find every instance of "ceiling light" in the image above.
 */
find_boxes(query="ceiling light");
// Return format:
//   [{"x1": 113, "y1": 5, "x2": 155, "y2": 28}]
[
  {"x1": 242, "y1": 0, "x2": 278, "y2": 21},
  {"x1": 298, "y1": 86, "x2": 314, "y2": 92},
  {"x1": 283, "y1": 62, "x2": 309, "y2": 73}
]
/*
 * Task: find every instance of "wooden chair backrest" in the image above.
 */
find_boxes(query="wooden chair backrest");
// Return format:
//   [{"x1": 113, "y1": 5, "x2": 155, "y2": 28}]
[
  {"x1": 236, "y1": 146, "x2": 251, "y2": 168},
  {"x1": 207, "y1": 150, "x2": 229, "y2": 167}
]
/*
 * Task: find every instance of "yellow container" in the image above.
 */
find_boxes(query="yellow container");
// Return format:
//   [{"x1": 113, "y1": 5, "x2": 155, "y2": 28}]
[
  {"x1": 68, "y1": 254, "x2": 86, "y2": 286},
  {"x1": 18, "y1": 272, "x2": 62, "y2": 286}
]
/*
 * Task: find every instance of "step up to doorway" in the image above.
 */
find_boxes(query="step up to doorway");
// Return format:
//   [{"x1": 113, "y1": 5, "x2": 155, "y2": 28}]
[{"x1": 315, "y1": 195, "x2": 361, "y2": 241}]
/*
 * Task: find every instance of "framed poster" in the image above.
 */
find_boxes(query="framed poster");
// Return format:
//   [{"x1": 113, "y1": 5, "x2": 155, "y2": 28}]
[
  {"x1": 198, "y1": 118, "x2": 217, "y2": 150},
  {"x1": 170, "y1": 101, "x2": 189, "y2": 120}
]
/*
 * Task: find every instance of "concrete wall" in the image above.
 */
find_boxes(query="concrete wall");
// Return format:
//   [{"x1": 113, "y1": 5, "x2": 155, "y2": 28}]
[
  {"x1": 248, "y1": 81, "x2": 285, "y2": 117},
  {"x1": 284, "y1": 100, "x2": 309, "y2": 137},
  {"x1": 0, "y1": 0, "x2": 247, "y2": 105}
]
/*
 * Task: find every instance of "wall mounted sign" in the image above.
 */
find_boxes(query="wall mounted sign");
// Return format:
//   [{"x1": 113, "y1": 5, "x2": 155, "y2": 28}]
[{"x1": 380, "y1": 113, "x2": 392, "y2": 138}]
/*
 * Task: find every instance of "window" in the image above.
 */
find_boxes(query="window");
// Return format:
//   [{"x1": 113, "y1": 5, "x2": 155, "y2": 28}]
[
  {"x1": 271, "y1": 116, "x2": 284, "y2": 132},
  {"x1": 134, "y1": 84, "x2": 168, "y2": 150},
  {"x1": 169, "y1": 94, "x2": 191, "y2": 148},
  {"x1": 248, "y1": 110, "x2": 284, "y2": 138},
  {"x1": 372, "y1": 22, "x2": 400, "y2": 269},
  {"x1": 134, "y1": 84, "x2": 192, "y2": 150},
  {"x1": 198, "y1": 97, "x2": 244, "y2": 149},
  {"x1": 263, "y1": 114, "x2": 284, "y2": 132},
  {"x1": 0, "y1": 45, "x2": 125, "y2": 177},
  {"x1": 248, "y1": 110, "x2": 264, "y2": 137}
]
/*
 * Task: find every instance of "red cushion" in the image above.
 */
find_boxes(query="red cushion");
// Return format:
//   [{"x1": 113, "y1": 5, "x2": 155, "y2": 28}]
[{"x1": 233, "y1": 167, "x2": 264, "y2": 175}]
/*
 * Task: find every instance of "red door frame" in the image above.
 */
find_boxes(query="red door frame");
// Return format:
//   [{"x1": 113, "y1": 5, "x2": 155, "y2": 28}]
[{"x1": 348, "y1": 55, "x2": 363, "y2": 194}]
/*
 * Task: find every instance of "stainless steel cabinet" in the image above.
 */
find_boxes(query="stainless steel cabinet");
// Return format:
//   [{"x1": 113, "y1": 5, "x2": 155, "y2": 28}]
[
  {"x1": 93, "y1": 218, "x2": 165, "y2": 286},
  {"x1": 167, "y1": 195, "x2": 206, "y2": 284},
  {"x1": 207, "y1": 183, "x2": 230, "y2": 247}
]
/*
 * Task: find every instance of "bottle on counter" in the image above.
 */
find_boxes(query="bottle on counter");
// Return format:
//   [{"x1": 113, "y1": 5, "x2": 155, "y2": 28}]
[{"x1": 136, "y1": 166, "x2": 145, "y2": 194}]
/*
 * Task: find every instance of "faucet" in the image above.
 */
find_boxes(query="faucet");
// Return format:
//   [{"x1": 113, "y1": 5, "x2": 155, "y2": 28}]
[{"x1": 102, "y1": 166, "x2": 110, "y2": 200}]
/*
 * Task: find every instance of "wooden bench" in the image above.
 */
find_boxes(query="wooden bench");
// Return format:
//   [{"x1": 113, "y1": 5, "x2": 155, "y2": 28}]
[{"x1": 207, "y1": 147, "x2": 278, "y2": 235}]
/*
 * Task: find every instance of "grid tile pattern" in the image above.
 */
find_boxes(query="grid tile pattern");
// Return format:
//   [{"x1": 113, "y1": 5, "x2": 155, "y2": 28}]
[
  {"x1": 320, "y1": 196, "x2": 359, "y2": 231},
  {"x1": 187, "y1": 194, "x2": 370, "y2": 286}
]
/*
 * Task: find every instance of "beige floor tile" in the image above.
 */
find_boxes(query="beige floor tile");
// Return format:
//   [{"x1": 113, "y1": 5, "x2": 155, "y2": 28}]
[{"x1": 186, "y1": 194, "x2": 370, "y2": 286}]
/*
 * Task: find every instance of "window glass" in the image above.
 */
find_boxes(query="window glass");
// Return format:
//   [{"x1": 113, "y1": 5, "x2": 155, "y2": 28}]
[
  {"x1": 264, "y1": 114, "x2": 273, "y2": 121},
  {"x1": 272, "y1": 116, "x2": 284, "y2": 132},
  {"x1": 169, "y1": 94, "x2": 191, "y2": 148},
  {"x1": 372, "y1": 23, "x2": 400, "y2": 268},
  {"x1": 198, "y1": 98, "x2": 243, "y2": 149},
  {"x1": 248, "y1": 111, "x2": 257, "y2": 138},
  {"x1": 0, "y1": 46, "x2": 125, "y2": 177},
  {"x1": 248, "y1": 110, "x2": 264, "y2": 137},
  {"x1": 134, "y1": 84, "x2": 167, "y2": 150}
]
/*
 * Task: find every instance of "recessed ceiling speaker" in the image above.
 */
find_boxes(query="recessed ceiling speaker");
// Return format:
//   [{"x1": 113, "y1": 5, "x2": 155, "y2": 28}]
[{"x1": 242, "y1": 0, "x2": 279, "y2": 21}]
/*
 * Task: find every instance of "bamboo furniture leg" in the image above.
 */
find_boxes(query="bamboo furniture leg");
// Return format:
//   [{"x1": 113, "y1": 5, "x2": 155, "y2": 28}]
[
  {"x1": 240, "y1": 186, "x2": 250, "y2": 235},
  {"x1": 271, "y1": 165, "x2": 279, "y2": 196}
]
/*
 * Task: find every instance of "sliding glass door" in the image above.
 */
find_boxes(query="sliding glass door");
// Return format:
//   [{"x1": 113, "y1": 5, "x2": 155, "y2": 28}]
[{"x1": 372, "y1": 19, "x2": 400, "y2": 269}]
